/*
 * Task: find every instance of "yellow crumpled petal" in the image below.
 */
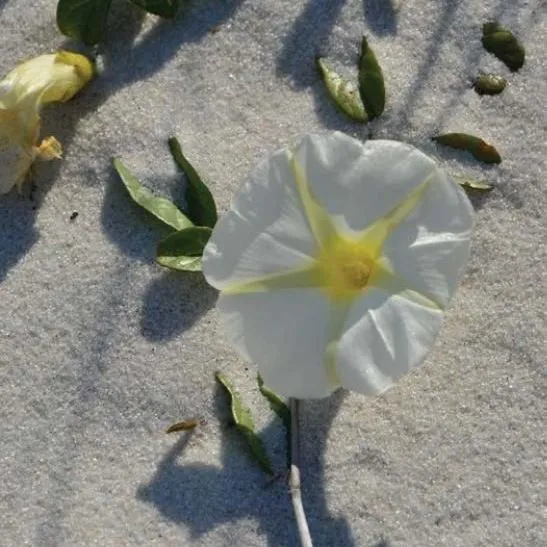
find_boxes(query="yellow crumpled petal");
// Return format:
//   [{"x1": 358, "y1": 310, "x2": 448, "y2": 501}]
[{"x1": 0, "y1": 51, "x2": 93, "y2": 195}]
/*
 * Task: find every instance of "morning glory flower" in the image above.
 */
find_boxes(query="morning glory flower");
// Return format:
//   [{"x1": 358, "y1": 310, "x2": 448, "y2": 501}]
[
  {"x1": 203, "y1": 132, "x2": 473, "y2": 399},
  {"x1": 0, "y1": 51, "x2": 93, "y2": 194}
]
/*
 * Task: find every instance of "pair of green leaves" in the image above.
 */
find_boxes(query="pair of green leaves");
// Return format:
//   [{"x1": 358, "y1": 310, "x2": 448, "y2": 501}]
[
  {"x1": 113, "y1": 137, "x2": 217, "y2": 271},
  {"x1": 215, "y1": 372, "x2": 290, "y2": 476},
  {"x1": 317, "y1": 36, "x2": 385, "y2": 123},
  {"x1": 57, "y1": 0, "x2": 182, "y2": 45}
]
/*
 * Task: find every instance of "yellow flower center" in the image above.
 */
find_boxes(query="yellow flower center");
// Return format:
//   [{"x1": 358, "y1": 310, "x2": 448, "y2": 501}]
[{"x1": 315, "y1": 236, "x2": 377, "y2": 301}]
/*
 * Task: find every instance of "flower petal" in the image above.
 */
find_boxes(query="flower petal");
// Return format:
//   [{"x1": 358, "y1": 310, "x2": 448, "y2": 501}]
[
  {"x1": 203, "y1": 148, "x2": 317, "y2": 290},
  {"x1": 0, "y1": 143, "x2": 30, "y2": 194},
  {"x1": 0, "y1": 51, "x2": 93, "y2": 194},
  {"x1": 335, "y1": 288, "x2": 443, "y2": 395},
  {"x1": 205, "y1": 132, "x2": 474, "y2": 399},
  {"x1": 382, "y1": 169, "x2": 473, "y2": 307},
  {"x1": 217, "y1": 288, "x2": 340, "y2": 398},
  {"x1": 293, "y1": 132, "x2": 439, "y2": 234},
  {"x1": 0, "y1": 51, "x2": 93, "y2": 112}
]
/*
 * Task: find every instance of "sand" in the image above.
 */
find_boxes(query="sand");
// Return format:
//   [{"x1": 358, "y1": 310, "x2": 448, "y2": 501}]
[{"x1": 0, "y1": 0, "x2": 545, "y2": 545}]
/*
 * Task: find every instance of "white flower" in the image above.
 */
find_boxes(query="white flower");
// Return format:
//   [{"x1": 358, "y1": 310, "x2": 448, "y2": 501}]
[
  {"x1": 203, "y1": 132, "x2": 473, "y2": 399},
  {"x1": 0, "y1": 51, "x2": 93, "y2": 194}
]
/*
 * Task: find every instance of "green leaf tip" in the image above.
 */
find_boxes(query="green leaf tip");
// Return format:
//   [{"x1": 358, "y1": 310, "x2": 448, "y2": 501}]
[
  {"x1": 358, "y1": 35, "x2": 386, "y2": 120},
  {"x1": 215, "y1": 371, "x2": 274, "y2": 475},
  {"x1": 316, "y1": 57, "x2": 368, "y2": 122},
  {"x1": 482, "y1": 21, "x2": 525, "y2": 72},
  {"x1": 168, "y1": 137, "x2": 218, "y2": 229},
  {"x1": 257, "y1": 375, "x2": 291, "y2": 431},
  {"x1": 113, "y1": 157, "x2": 193, "y2": 231},
  {"x1": 433, "y1": 133, "x2": 501, "y2": 164},
  {"x1": 156, "y1": 226, "x2": 212, "y2": 272}
]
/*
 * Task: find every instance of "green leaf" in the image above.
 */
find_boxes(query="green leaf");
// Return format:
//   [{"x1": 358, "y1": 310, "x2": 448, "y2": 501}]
[
  {"x1": 316, "y1": 57, "x2": 368, "y2": 122},
  {"x1": 113, "y1": 158, "x2": 193, "y2": 231},
  {"x1": 358, "y1": 36, "x2": 386, "y2": 120},
  {"x1": 129, "y1": 0, "x2": 181, "y2": 18},
  {"x1": 257, "y1": 375, "x2": 291, "y2": 431},
  {"x1": 482, "y1": 22, "x2": 525, "y2": 72},
  {"x1": 156, "y1": 226, "x2": 212, "y2": 271},
  {"x1": 473, "y1": 73, "x2": 507, "y2": 95},
  {"x1": 452, "y1": 175, "x2": 494, "y2": 192},
  {"x1": 215, "y1": 371, "x2": 274, "y2": 476},
  {"x1": 432, "y1": 133, "x2": 501, "y2": 164},
  {"x1": 57, "y1": 0, "x2": 112, "y2": 45},
  {"x1": 168, "y1": 137, "x2": 218, "y2": 229}
]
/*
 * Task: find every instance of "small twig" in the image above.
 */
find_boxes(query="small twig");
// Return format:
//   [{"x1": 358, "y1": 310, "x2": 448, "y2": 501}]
[{"x1": 289, "y1": 398, "x2": 314, "y2": 547}]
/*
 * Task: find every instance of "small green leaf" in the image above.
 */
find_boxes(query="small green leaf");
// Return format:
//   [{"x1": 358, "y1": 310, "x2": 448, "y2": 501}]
[
  {"x1": 452, "y1": 175, "x2": 494, "y2": 192},
  {"x1": 358, "y1": 36, "x2": 386, "y2": 120},
  {"x1": 57, "y1": 0, "x2": 112, "y2": 45},
  {"x1": 215, "y1": 371, "x2": 274, "y2": 476},
  {"x1": 316, "y1": 57, "x2": 368, "y2": 122},
  {"x1": 156, "y1": 226, "x2": 212, "y2": 271},
  {"x1": 433, "y1": 133, "x2": 501, "y2": 164},
  {"x1": 168, "y1": 137, "x2": 218, "y2": 229},
  {"x1": 473, "y1": 73, "x2": 507, "y2": 95},
  {"x1": 482, "y1": 22, "x2": 525, "y2": 72},
  {"x1": 257, "y1": 375, "x2": 291, "y2": 431},
  {"x1": 113, "y1": 158, "x2": 193, "y2": 231},
  {"x1": 129, "y1": 0, "x2": 181, "y2": 18}
]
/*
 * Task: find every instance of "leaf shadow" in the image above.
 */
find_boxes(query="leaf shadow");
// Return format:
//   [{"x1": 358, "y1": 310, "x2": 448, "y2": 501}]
[
  {"x1": 140, "y1": 270, "x2": 217, "y2": 341},
  {"x1": 0, "y1": 0, "x2": 243, "y2": 283},
  {"x1": 385, "y1": 0, "x2": 461, "y2": 134},
  {"x1": 137, "y1": 388, "x2": 357, "y2": 546},
  {"x1": 276, "y1": 0, "x2": 346, "y2": 91},
  {"x1": 389, "y1": 0, "x2": 524, "y2": 136},
  {"x1": 363, "y1": 0, "x2": 397, "y2": 36}
]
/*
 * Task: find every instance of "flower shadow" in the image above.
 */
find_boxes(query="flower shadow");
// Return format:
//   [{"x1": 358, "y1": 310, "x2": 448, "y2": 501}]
[
  {"x1": 140, "y1": 270, "x2": 217, "y2": 342},
  {"x1": 137, "y1": 387, "x2": 357, "y2": 546}
]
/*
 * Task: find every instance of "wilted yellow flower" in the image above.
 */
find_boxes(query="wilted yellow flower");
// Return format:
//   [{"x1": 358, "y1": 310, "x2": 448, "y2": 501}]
[{"x1": 0, "y1": 51, "x2": 93, "y2": 194}]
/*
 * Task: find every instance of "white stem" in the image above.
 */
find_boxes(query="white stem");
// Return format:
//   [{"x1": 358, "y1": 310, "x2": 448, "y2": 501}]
[{"x1": 289, "y1": 398, "x2": 314, "y2": 547}]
